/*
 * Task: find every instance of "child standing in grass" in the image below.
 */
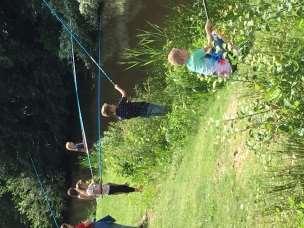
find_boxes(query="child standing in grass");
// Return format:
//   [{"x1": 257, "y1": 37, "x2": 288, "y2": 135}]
[
  {"x1": 67, "y1": 179, "x2": 141, "y2": 200},
  {"x1": 168, "y1": 19, "x2": 238, "y2": 77},
  {"x1": 101, "y1": 84, "x2": 167, "y2": 120}
]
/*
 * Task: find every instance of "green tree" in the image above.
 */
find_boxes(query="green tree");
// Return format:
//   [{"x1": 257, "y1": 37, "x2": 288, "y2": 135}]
[
  {"x1": 0, "y1": 0, "x2": 73, "y2": 226},
  {"x1": 49, "y1": 0, "x2": 102, "y2": 68}
]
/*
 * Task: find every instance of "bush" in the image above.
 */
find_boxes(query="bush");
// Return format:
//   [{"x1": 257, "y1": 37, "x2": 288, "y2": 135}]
[{"x1": 85, "y1": 0, "x2": 242, "y2": 183}]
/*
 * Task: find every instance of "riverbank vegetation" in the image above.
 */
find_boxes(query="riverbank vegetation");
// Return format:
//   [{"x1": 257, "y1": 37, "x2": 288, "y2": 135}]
[
  {"x1": 0, "y1": 1, "x2": 71, "y2": 227},
  {"x1": 0, "y1": 0, "x2": 104, "y2": 227},
  {"x1": 92, "y1": 0, "x2": 304, "y2": 226}
]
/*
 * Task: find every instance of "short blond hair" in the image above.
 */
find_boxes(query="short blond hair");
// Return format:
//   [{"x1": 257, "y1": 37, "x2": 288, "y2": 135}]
[
  {"x1": 67, "y1": 188, "x2": 79, "y2": 198},
  {"x1": 101, "y1": 103, "x2": 114, "y2": 117},
  {"x1": 65, "y1": 142, "x2": 74, "y2": 150},
  {"x1": 168, "y1": 48, "x2": 186, "y2": 65}
]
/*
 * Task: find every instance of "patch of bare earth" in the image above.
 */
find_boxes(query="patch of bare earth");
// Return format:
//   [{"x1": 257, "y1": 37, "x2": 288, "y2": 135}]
[{"x1": 214, "y1": 93, "x2": 249, "y2": 181}]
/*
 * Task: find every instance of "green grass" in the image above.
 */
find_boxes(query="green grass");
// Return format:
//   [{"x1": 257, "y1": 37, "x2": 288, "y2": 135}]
[
  {"x1": 95, "y1": 85, "x2": 266, "y2": 227},
  {"x1": 93, "y1": 1, "x2": 304, "y2": 226},
  {"x1": 149, "y1": 86, "x2": 261, "y2": 227},
  {"x1": 95, "y1": 172, "x2": 153, "y2": 226}
]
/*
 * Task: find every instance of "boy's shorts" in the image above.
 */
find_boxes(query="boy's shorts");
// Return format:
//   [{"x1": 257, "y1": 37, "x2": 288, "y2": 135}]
[
  {"x1": 211, "y1": 32, "x2": 225, "y2": 57},
  {"x1": 210, "y1": 32, "x2": 238, "y2": 72}
]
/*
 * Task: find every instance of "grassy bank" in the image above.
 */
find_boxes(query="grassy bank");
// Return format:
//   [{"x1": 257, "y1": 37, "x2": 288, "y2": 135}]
[
  {"x1": 95, "y1": 86, "x2": 238, "y2": 225},
  {"x1": 148, "y1": 86, "x2": 258, "y2": 227},
  {"x1": 89, "y1": 0, "x2": 304, "y2": 226},
  {"x1": 96, "y1": 83, "x2": 303, "y2": 227}
]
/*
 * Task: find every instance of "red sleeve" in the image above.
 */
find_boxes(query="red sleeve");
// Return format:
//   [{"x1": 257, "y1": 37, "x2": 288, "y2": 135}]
[{"x1": 75, "y1": 224, "x2": 86, "y2": 228}]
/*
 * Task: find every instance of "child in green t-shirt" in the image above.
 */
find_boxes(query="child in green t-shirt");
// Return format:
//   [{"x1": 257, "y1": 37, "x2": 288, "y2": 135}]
[{"x1": 168, "y1": 20, "x2": 238, "y2": 77}]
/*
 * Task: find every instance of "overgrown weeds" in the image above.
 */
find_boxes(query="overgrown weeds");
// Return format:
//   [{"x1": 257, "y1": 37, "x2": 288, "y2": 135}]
[{"x1": 88, "y1": 0, "x2": 304, "y2": 225}]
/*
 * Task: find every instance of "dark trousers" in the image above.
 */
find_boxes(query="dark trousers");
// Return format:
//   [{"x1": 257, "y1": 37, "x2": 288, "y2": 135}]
[
  {"x1": 140, "y1": 104, "x2": 168, "y2": 117},
  {"x1": 108, "y1": 184, "x2": 136, "y2": 195}
]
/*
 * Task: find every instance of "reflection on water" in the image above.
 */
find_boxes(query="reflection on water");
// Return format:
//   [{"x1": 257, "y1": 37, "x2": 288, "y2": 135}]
[{"x1": 102, "y1": 0, "x2": 144, "y2": 60}]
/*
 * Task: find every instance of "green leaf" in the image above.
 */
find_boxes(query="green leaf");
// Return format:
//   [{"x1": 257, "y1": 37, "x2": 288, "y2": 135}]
[{"x1": 265, "y1": 87, "x2": 282, "y2": 102}]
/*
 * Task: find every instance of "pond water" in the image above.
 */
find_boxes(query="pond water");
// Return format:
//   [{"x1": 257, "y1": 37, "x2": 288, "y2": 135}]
[{"x1": 66, "y1": 0, "x2": 176, "y2": 223}]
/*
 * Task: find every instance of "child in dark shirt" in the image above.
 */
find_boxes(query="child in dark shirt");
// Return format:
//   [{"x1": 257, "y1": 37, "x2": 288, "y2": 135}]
[{"x1": 101, "y1": 84, "x2": 167, "y2": 120}]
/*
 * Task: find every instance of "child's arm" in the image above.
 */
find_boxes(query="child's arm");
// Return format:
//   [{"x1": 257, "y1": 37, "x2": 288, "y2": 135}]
[
  {"x1": 75, "y1": 180, "x2": 83, "y2": 189},
  {"x1": 76, "y1": 179, "x2": 88, "y2": 189},
  {"x1": 204, "y1": 19, "x2": 213, "y2": 51},
  {"x1": 114, "y1": 84, "x2": 127, "y2": 97},
  {"x1": 210, "y1": 29, "x2": 239, "y2": 53},
  {"x1": 75, "y1": 188, "x2": 85, "y2": 195},
  {"x1": 78, "y1": 194, "x2": 95, "y2": 200},
  {"x1": 73, "y1": 183, "x2": 93, "y2": 200}
]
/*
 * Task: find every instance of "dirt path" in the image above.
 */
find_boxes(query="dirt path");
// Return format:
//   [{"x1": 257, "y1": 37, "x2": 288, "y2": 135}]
[{"x1": 215, "y1": 91, "x2": 249, "y2": 180}]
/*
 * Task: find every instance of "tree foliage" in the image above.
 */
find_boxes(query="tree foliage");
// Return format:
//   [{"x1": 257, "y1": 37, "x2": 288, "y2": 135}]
[
  {"x1": 0, "y1": 0, "x2": 76, "y2": 226},
  {"x1": 49, "y1": 0, "x2": 102, "y2": 68}
]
